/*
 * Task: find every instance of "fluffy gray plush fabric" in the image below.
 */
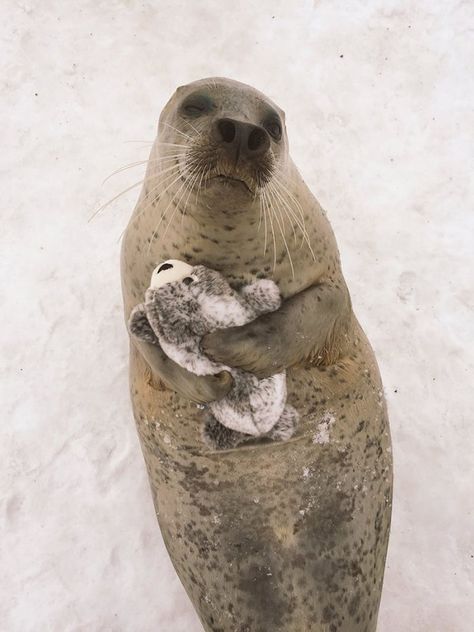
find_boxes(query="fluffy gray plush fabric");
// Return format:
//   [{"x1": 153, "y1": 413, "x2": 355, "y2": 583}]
[{"x1": 129, "y1": 263, "x2": 298, "y2": 449}]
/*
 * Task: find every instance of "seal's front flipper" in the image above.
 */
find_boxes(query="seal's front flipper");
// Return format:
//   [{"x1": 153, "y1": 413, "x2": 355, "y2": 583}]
[
  {"x1": 202, "y1": 414, "x2": 251, "y2": 450},
  {"x1": 132, "y1": 337, "x2": 233, "y2": 405},
  {"x1": 267, "y1": 404, "x2": 298, "y2": 441},
  {"x1": 202, "y1": 280, "x2": 351, "y2": 378}
]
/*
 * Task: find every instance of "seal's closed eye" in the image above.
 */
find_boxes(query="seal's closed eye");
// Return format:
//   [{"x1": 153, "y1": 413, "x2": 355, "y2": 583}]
[
  {"x1": 181, "y1": 93, "x2": 213, "y2": 117},
  {"x1": 264, "y1": 116, "x2": 282, "y2": 141}
]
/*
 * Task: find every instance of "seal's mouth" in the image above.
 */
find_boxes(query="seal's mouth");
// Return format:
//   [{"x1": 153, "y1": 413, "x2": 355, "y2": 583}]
[
  {"x1": 210, "y1": 174, "x2": 252, "y2": 192},
  {"x1": 177, "y1": 142, "x2": 274, "y2": 197}
]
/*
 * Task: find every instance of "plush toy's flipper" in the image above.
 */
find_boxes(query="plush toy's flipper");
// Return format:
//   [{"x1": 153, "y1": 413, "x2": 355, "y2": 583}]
[
  {"x1": 239, "y1": 279, "x2": 282, "y2": 315},
  {"x1": 129, "y1": 304, "x2": 159, "y2": 345},
  {"x1": 267, "y1": 404, "x2": 299, "y2": 441},
  {"x1": 202, "y1": 414, "x2": 252, "y2": 450}
]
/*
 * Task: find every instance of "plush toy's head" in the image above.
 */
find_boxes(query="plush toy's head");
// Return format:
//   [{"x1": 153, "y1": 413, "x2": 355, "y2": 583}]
[
  {"x1": 146, "y1": 260, "x2": 214, "y2": 342},
  {"x1": 146, "y1": 260, "x2": 246, "y2": 342},
  {"x1": 150, "y1": 259, "x2": 195, "y2": 289}
]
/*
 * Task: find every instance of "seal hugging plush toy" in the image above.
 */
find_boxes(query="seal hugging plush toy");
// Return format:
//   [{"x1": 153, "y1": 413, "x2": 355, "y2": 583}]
[{"x1": 128, "y1": 260, "x2": 299, "y2": 449}]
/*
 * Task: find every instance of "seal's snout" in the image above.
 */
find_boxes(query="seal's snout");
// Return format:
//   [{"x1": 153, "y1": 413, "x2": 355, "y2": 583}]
[{"x1": 214, "y1": 117, "x2": 270, "y2": 160}]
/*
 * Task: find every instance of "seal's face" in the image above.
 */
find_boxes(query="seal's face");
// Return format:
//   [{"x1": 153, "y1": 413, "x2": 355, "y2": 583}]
[{"x1": 157, "y1": 77, "x2": 288, "y2": 198}]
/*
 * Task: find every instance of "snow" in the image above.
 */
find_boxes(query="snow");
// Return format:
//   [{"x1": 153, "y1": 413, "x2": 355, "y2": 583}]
[
  {"x1": 312, "y1": 411, "x2": 336, "y2": 444},
  {"x1": 1, "y1": 1, "x2": 473, "y2": 630}
]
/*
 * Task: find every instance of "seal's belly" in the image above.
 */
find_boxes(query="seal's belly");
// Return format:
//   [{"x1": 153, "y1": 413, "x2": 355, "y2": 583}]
[{"x1": 130, "y1": 337, "x2": 392, "y2": 632}]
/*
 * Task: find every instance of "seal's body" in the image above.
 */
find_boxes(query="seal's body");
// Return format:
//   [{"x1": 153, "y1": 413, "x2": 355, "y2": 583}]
[{"x1": 121, "y1": 78, "x2": 392, "y2": 631}]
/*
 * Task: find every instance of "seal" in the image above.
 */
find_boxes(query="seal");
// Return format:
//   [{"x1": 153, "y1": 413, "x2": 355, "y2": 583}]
[{"x1": 121, "y1": 77, "x2": 392, "y2": 632}]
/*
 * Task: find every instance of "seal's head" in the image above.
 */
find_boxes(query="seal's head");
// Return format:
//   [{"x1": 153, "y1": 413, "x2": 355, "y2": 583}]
[{"x1": 156, "y1": 77, "x2": 288, "y2": 198}]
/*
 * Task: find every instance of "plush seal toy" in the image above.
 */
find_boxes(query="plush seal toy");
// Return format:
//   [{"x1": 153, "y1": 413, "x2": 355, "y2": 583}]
[
  {"x1": 128, "y1": 259, "x2": 298, "y2": 448},
  {"x1": 121, "y1": 77, "x2": 393, "y2": 632}
]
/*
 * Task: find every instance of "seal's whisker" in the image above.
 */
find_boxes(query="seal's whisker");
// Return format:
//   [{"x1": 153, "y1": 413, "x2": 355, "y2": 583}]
[
  {"x1": 165, "y1": 171, "x2": 195, "y2": 235},
  {"x1": 132, "y1": 165, "x2": 186, "y2": 228},
  {"x1": 152, "y1": 173, "x2": 193, "y2": 249},
  {"x1": 270, "y1": 179, "x2": 308, "y2": 244},
  {"x1": 145, "y1": 156, "x2": 203, "y2": 252},
  {"x1": 116, "y1": 164, "x2": 187, "y2": 242},
  {"x1": 274, "y1": 170, "x2": 311, "y2": 236},
  {"x1": 267, "y1": 181, "x2": 298, "y2": 246},
  {"x1": 155, "y1": 141, "x2": 190, "y2": 148},
  {"x1": 257, "y1": 194, "x2": 263, "y2": 233},
  {"x1": 155, "y1": 155, "x2": 188, "y2": 165},
  {"x1": 180, "y1": 118, "x2": 202, "y2": 138},
  {"x1": 162, "y1": 122, "x2": 194, "y2": 142},
  {"x1": 194, "y1": 164, "x2": 207, "y2": 206},
  {"x1": 272, "y1": 177, "x2": 316, "y2": 261},
  {"x1": 267, "y1": 191, "x2": 278, "y2": 272},
  {"x1": 147, "y1": 177, "x2": 188, "y2": 253},
  {"x1": 123, "y1": 140, "x2": 154, "y2": 145},
  {"x1": 102, "y1": 160, "x2": 151, "y2": 184},
  {"x1": 123, "y1": 140, "x2": 155, "y2": 145},
  {"x1": 89, "y1": 178, "x2": 147, "y2": 222},
  {"x1": 262, "y1": 191, "x2": 269, "y2": 255},
  {"x1": 141, "y1": 166, "x2": 183, "y2": 199},
  {"x1": 276, "y1": 186, "x2": 314, "y2": 258},
  {"x1": 157, "y1": 150, "x2": 187, "y2": 157},
  {"x1": 266, "y1": 185, "x2": 295, "y2": 279},
  {"x1": 181, "y1": 166, "x2": 201, "y2": 227},
  {"x1": 103, "y1": 155, "x2": 183, "y2": 184},
  {"x1": 140, "y1": 163, "x2": 189, "y2": 212},
  {"x1": 95, "y1": 150, "x2": 192, "y2": 225},
  {"x1": 262, "y1": 188, "x2": 277, "y2": 271}
]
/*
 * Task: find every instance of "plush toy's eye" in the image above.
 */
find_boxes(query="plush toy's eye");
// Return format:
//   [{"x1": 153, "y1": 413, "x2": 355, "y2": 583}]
[
  {"x1": 158, "y1": 263, "x2": 173, "y2": 273},
  {"x1": 182, "y1": 276, "x2": 194, "y2": 285}
]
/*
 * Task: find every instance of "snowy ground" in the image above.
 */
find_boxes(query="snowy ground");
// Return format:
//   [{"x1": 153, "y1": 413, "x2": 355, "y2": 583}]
[{"x1": 1, "y1": 1, "x2": 473, "y2": 630}]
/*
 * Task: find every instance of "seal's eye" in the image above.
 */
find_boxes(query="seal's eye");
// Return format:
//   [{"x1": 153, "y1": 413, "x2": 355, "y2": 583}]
[
  {"x1": 265, "y1": 119, "x2": 282, "y2": 141},
  {"x1": 182, "y1": 94, "x2": 212, "y2": 117},
  {"x1": 182, "y1": 276, "x2": 194, "y2": 285}
]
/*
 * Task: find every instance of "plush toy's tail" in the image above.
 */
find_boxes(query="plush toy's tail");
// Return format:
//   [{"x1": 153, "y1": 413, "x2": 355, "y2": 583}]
[
  {"x1": 267, "y1": 405, "x2": 299, "y2": 441},
  {"x1": 202, "y1": 405, "x2": 299, "y2": 451},
  {"x1": 202, "y1": 414, "x2": 252, "y2": 450}
]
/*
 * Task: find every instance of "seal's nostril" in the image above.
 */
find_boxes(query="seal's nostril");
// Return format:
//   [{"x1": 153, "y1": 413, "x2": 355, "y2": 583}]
[
  {"x1": 248, "y1": 128, "x2": 267, "y2": 152},
  {"x1": 182, "y1": 276, "x2": 194, "y2": 285},
  {"x1": 218, "y1": 120, "x2": 236, "y2": 143}
]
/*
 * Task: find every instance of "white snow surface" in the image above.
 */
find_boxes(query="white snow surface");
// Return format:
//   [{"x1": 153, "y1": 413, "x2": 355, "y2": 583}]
[{"x1": 1, "y1": 1, "x2": 473, "y2": 631}]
